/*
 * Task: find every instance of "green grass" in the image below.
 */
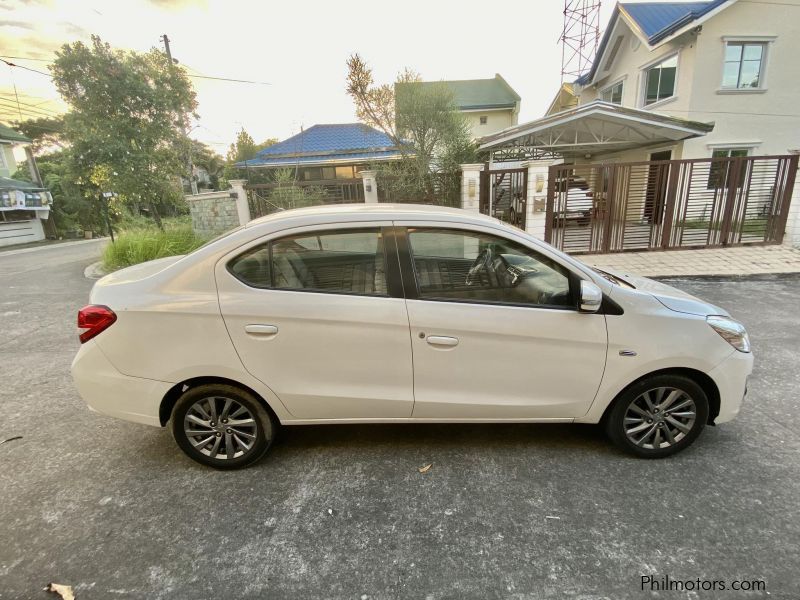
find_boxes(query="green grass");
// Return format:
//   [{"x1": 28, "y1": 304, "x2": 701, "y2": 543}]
[{"x1": 102, "y1": 220, "x2": 208, "y2": 271}]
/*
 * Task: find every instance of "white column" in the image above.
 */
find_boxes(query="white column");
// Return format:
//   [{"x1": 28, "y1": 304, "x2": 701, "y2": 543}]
[
  {"x1": 460, "y1": 163, "x2": 483, "y2": 214},
  {"x1": 359, "y1": 170, "x2": 378, "y2": 203},
  {"x1": 521, "y1": 160, "x2": 551, "y2": 240},
  {"x1": 228, "y1": 179, "x2": 251, "y2": 226},
  {"x1": 783, "y1": 161, "x2": 800, "y2": 248}
]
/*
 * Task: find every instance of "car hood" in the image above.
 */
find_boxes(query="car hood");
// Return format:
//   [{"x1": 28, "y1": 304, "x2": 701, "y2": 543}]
[{"x1": 596, "y1": 267, "x2": 729, "y2": 317}]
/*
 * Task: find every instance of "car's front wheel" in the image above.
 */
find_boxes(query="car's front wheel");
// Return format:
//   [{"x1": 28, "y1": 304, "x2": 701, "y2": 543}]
[
  {"x1": 605, "y1": 374, "x2": 709, "y2": 458},
  {"x1": 171, "y1": 384, "x2": 275, "y2": 469}
]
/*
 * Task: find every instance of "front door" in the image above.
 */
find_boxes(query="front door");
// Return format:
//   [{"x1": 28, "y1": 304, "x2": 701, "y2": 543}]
[
  {"x1": 399, "y1": 225, "x2": 608, "y2": 419},
  {"x1": 216, "y1": 225, "x2": 414, "y2": 420},
  {"x1": 644, "y1": 150, "x2": 673, "y2": 225}
]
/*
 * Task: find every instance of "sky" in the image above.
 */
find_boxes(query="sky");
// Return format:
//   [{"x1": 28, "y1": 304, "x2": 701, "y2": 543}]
[{"x1": 0, "y1": 0, "x2": 623, "y2": 154}]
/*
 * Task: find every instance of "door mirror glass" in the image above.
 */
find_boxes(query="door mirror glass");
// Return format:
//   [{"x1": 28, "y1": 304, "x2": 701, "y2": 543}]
[{"x1": 579, "y1": 280, "x2": 603, "y2": 313}]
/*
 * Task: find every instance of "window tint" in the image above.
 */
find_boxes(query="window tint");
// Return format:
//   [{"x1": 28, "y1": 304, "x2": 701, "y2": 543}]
[
  {"x1": 602, "y1": 81, "x2": 623, "y2": 104},
  {"x1": 408, "y1": 228, "x2": 573, "y2": 308},
  {"x1": 228, "y1": 229, "x2": 387, "y2": 296},
  {"x1": 723, "y1": 42, "x2": 765, "y2": 89},
  {"x1": 644, "y1": 55, "x2": 677, "y2": 105}
]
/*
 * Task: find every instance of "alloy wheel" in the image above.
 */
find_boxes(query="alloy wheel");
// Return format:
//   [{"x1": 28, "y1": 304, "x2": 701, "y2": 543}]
[
  {"x1": 623, "y1": 387, "x2": 697, "y2": 450},
  {"x1": 183, "y1": 396, "x2": 258, "y2": 460}
]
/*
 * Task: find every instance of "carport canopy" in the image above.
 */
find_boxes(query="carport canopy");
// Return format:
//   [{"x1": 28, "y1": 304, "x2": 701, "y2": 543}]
[{"x1": 478, "y1": 100, "x2": 714, "y2": 159}]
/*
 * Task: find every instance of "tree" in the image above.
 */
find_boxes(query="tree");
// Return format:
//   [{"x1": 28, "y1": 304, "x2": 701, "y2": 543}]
[
  {"x1": 13, "y1": 116, "x2": 67, "y2": 153},
  {"x1": 50, "y1": 35, "x2": 198, "y2": 227},
  {"x1": 222, "y1": 127, "x2": 278, "y2": 183},
  {"x1": 345, "y1": 53, "x2": 475, "y2": 201},
  {"x1": 191, "y1": 140, "x2": 225, "y2": 190}
]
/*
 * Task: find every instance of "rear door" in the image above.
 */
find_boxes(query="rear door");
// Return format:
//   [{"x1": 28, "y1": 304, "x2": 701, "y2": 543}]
[
  {"x1": 216, "y1": 223, "x2": 414, "y2": 420},
  {"x1": 398, "y1": 224, "x2": 608, "y2": 419}
]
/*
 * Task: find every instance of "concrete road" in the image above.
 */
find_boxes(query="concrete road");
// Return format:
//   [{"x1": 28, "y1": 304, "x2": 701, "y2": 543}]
[{"x1": 1, "y1": 244, "x2": 798, "y2": 599}]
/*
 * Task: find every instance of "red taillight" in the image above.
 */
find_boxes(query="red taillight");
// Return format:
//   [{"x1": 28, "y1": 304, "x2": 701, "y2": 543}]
[{"x1": 77, "y1": 305, "x2": 117, "y2": 343}]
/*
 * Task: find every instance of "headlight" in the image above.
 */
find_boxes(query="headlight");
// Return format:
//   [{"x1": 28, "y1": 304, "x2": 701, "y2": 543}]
[{"x1": 707, "y1": 315, "x2": 750, "y2": 353}]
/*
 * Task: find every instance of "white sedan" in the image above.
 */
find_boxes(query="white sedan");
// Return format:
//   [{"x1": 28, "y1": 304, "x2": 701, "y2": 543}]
[{"x1": 72, "y1": 204, "x2": 752, "y2": 468}]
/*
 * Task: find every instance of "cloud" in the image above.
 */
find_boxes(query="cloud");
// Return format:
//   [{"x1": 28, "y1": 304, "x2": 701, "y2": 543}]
[{"x1": 0, "y1": 19, "x2": 36, "y2": 30}]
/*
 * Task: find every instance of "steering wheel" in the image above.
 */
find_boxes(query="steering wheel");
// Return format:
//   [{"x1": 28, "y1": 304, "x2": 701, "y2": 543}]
[{"x1": 466, "y1": 246, "x2": 494, "y2": 286}]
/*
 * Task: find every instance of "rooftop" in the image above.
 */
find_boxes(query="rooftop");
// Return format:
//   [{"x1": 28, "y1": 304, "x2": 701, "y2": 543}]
[
  {"x1": 0, "y1": 123, "x2": 31, "y2": 144},
  {"x1": 237, "y1": 123, "x2": 402, "y2": 168},
  {"x1": 396, "y1": 74, "x2": 521, "y2": 111}
]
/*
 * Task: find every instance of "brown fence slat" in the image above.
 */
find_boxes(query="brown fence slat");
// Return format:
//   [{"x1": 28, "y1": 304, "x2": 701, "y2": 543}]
[{"x1": 545, "y1": 155, "x2": 797, "y2": 254}]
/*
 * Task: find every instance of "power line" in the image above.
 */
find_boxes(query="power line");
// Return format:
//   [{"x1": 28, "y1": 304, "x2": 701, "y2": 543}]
[
  {"x1": 0, "y1": 55, "x2": 51, "y2": 63},
  {"x1": 0, "y1": 99, "x2": 60, "y2": 119},
  {"x1": 0, "y1": 59, "x2": 52, "y2": 78}
]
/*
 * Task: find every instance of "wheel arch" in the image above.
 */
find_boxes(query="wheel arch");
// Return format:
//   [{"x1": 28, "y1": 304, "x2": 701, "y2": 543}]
[
  {"x1": 600, "y1": 367, "x2": 721, "y2": 426},
  {"x1": 159, "y1": 376, "x2": 281, "y2": 427}
]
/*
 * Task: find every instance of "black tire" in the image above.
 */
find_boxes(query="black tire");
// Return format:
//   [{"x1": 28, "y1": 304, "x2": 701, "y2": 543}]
[
  {"x1": 605, "y1": 374, "x2": 709, "y2": 458},
  {"x1": 171, "y1": 384, "x2": 275, "y2": 469}
]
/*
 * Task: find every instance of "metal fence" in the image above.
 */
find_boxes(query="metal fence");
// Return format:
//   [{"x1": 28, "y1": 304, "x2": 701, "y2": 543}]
[
  {"x1": 545, "y1": 155, "x2": 798, "y2": 254},
  {"x1": 246, "y1": 179, "x2": 364, "y2": 219},
  {"x1": 480, "y1": 168, "x2": 528, "y2": 229}
]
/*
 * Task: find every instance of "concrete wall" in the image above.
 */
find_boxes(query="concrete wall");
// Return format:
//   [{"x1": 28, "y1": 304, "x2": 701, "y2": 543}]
[
  {"x1": 187, "y1": 191, "x2": 240, "y2": 237},
  {"x1": 0, "y1": 216, "x2": 44, "y2": 247}
]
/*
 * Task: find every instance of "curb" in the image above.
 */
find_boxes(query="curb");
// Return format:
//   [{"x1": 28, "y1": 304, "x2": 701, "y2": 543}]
[
  {"x1": 0, "y1": 237, "x2": 107, "y2": 257},
  {"x1": 84, "y1": 261, "x2": 108, "y2": 280}
]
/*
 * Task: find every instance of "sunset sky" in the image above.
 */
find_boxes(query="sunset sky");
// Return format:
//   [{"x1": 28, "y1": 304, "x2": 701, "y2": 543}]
[{"x1": 0, "y1": 0, "x2": 619, "y2": 153}]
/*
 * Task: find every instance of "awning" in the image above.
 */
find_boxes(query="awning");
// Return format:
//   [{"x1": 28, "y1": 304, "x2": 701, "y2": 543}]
[{"x1": 478, "y1": 101, "x2": 714, "y2": 159}]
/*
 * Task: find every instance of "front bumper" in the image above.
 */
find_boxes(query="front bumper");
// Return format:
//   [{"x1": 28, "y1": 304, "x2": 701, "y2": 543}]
[
  {"x1": 71, "y1": 341, "x2": 172, "y2": 427},
  {"x1": 708, "y1": 348, "x2": 754, "y2": 424}
]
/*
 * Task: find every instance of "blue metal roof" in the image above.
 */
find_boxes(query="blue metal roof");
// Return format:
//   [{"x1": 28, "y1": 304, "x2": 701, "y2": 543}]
[
  {"x1": 576, "y1": 0, "x2": 731, "y2": 85},
  {"x1": 621, "y1": 0, "x2": 728, "y2": 43},
  {"x1": 236, "y1": 123, "x2": 402, "y2": 168}
]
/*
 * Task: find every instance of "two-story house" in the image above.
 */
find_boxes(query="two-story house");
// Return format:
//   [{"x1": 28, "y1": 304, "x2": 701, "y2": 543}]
[
  {"x1": 396, "y1": 74, "x2": 521, "y2": 139},
  {"x1": 572, "y1": 0, "x2": 800, "y2": 162}
]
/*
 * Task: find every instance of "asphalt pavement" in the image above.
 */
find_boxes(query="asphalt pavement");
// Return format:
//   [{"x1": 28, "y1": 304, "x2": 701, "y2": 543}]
[{"x1": 1, "y1": 242, "x2": 798, "y2": 599}]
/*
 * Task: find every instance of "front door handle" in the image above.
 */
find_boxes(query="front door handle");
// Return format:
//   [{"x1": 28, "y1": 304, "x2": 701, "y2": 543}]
[
  {"x1": 245, "y1": 324, "x2": 279, "y2": 336},
  {"x1": 426, "y1": 335, "x2": 459, "y2": 347}
]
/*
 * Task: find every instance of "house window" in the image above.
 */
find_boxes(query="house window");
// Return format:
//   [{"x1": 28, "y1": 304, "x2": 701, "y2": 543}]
[
  {"x1": 479, "y1": 116, "x2": 488, "y2": 125},
  {"x1": 643, "y1": 55, "x2": 677, "y2": 105},
  {"x1": 335, "y1": 165, "x2": 355, "y2": 179},
  {"x1": 707, "y1": 148, "x2": 750, "y2": 189},
  {"x1": 601, "y1": 81, "x2": 624, "y2": 104},
  {"x1": 723, "y1": 42, "x2": 765, "y2": 89}
]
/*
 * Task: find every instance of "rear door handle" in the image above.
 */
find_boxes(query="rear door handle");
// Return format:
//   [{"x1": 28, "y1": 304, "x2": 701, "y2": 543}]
[
  {"x1": 245, "y1": 324, "x2": 279, "y2": 336},
  {"x1": 426, "y1": 335, "x2": 459, "y2": 347}
]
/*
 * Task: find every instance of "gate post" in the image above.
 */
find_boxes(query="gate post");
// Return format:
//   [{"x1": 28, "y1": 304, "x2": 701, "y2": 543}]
[
  {"x1": 359, "y1": 170, "x2": 378, "y2": 203},
  {"x1": 460, "y1": 163, "x2": 484, "y2": 214},
  {"x1": 780, "y1": 155, "x2": 799, "y2": 247},
  {"x1": 228, "y1": 179, "x2": 251, "y2": 226},
  {"x1": 521, "y1": 161, "x2": 549, "y2": 239}
]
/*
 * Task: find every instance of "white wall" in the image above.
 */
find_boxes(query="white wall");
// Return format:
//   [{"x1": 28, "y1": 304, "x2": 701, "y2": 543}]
[
  {"x1": 0, "y1": 217, "x2": 45, "y2": 247},
  {"x1": 462, "y1": 108, "x2": 517, "y2": 140}
]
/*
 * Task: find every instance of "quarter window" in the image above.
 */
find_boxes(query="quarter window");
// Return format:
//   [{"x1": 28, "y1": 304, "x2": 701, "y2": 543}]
[
  {"x1": 228, "y1": 228, "x2": 387, "y2": 296},
  {"x1": 601, "y1": 81, "x2": 624, "y2": 105},
  {"x1": 643, "y1": 55, "x2": 677, "y2": 105},
  {"x1": 407, "y1": 228, "x2": 573, "y2": 308},
  {"x1": 723, "y1": 43, "x2": 765, "y2": 89}
]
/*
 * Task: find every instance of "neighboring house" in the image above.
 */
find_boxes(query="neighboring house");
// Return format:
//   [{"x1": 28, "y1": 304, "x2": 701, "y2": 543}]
[
  {"x1": 570, "y1": 0, "x2": 800, "y2": 161},
  {"x1": 397, "y1": 74, "x2": 521, "y2": 139},
  {"x1": 237, "y1": 123, "x2": 402, "y2": 180},
  {"x1": 0, "y1": 123, "x2": 52, "y2": 248}
]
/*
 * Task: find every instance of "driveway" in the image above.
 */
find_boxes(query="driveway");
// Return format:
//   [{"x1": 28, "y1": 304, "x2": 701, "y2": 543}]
[{"x1": 1, "y1": 244, "x2": 798, "y2": 599}]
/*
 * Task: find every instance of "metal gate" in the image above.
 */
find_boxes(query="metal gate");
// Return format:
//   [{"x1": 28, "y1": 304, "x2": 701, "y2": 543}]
[
  {"x1": 480, "y1": 167, "x2": 527, "y2": 229},
  {"x1": 545, "y1": 154, "x2": 798, "y2": 254}
]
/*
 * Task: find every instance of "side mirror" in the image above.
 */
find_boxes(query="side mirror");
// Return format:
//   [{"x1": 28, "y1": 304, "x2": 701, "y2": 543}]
[{"x1": 579, "y1": 280, "x2": 603, "y2": 313}]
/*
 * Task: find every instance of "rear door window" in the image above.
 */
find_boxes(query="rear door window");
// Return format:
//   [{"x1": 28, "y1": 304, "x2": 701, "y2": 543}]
[{"x1": 228, "y1": 228, "x2": 388, "y2": 296}]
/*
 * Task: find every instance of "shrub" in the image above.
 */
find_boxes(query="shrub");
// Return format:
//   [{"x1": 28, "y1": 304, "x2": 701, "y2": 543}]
[{"x1": 102, "y1": 222, "x2": 208, "y2": 271}]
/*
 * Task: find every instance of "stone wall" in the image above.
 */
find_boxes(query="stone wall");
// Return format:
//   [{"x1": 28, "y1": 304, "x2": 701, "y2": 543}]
[{"x1": 187, "y1": 191, "x2": 240, "y2": 237}]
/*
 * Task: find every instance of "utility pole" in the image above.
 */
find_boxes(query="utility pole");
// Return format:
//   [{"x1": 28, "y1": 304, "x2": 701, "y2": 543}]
[{"x1": 161, "y1": 33, "x2": 198, "y2": 195}]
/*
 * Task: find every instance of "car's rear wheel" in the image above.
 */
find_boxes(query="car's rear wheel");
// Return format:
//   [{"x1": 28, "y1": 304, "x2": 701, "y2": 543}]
[
  {"x1": 171, "y1": 384, "x2": 275, "y2": 469},
  {"x1": 605, "y1": 374, "x2": 709, "y2": 458}
]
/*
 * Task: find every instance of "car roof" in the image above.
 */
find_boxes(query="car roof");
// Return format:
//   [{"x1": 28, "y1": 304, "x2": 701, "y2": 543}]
[{"x1": 246, "y1": 203, "x2": 502, "y2": 229}]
